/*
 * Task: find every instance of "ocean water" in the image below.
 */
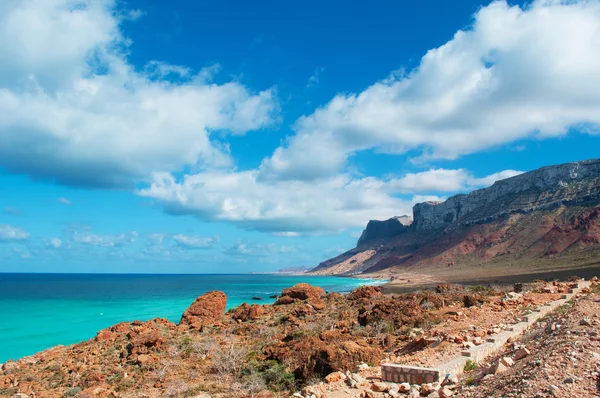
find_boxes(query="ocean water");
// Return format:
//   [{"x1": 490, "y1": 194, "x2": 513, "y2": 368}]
[{"x1": 0, "y1": 273, "x2": 382, "y2": 362}]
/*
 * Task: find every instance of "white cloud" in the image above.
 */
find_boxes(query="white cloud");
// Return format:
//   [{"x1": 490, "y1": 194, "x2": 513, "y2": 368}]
[
  {"x1": 46, "y1": 238, "x2": 63, "y2": 248},
  {"x1": 411, "y1": 195, "x2": 446, "y2": 205},
  {"x1": 260, "y1": 0, "x2": 600, "y2": 181},
  {"x1": 140, "y1": 171, "x2": 411, "y2": 234},
  {"x1": 72, "y1": 230, "x2": 138, "y2": 247},
  {"x1": 57, "y1": 197, "x2": 72, "y2": 205},
  {"x1": 389, "y1": 168, "x2": 523, "y2": 193},
  {"x1": 307, "y1": 67, "x2": 325, "y2": 88},
  {"x1": 0, "y1": 224, "x2": 30, "y2": 242},
  {"x1": 469, "y1": 169, "x2": 524, "y2": 187},
  {"x1": 225, "y1": 241, "x2": 297, "y2": 256},
  {"x1": 0, "y1": 0, "x2": 277, "y2": 188},
  {"x1": 389, "y1": 169, "x2": 471, "y2": 193},
  {"x1": 140, "y1": 166, "x2": 523, "y2": 234},
  {"x1": 172, "y1": 234, "x2": 218, "y2": 249},
  {"x1": 12, "y1": 247, "x2": 32, "y2": 259}
]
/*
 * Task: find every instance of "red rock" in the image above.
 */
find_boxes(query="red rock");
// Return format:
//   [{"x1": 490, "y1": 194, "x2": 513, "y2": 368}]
[
  {"x1": 95, "y1": 329, "x2": 117, "y2": 342},
  {"x1": 129, "y1": 327, "x2": 164, "y2": 355},
  {"x1": 293, "y1": 303, "x2": 316, "y2": 317},
  {"x1": 347, "y1": 285, "x2": 382, "y2": 300},
  {"x1": 514, "y1": 347, "x2": 531, "y2": 360},
  {"x1": 279, "y1": 283, "x2": 325, "y2": 301},
  {"x1": 179, "y1": 291, "x2": 227, "y2": 329},
  {"x1": 274, "y1": 295, "x2": 296, "y2": 305},
  {"x1": 325, "y1": 371, "x2": 344, "y2": 383},
  {"x1": 232, "y1": 303, "x2": 265, "y2": 322},
  {"x1": 307, "y1": 297, "x2": 327, "y2": 310}
]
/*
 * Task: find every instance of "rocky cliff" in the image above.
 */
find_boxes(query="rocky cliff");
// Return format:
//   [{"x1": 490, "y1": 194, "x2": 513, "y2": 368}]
[
  {"x1": 357, "y1": 215, "x2": 412, "y2": 246},
  {"x1": 310, "y1": 159, "x2": 600, "y2": 276},
  {"x1": 413, "y1": 159, "x2": 600, "y2": 231}
]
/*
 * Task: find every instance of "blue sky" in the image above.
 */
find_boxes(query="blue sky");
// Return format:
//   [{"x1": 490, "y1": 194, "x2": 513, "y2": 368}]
[{"x1": 1, "y1": 0, "x2": 599, "y2": 273}]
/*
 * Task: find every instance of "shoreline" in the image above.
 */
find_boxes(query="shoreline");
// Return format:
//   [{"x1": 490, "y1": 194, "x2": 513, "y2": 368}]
[{"x1": 0, "y1": 274, "x2": 381, "y2": 363}]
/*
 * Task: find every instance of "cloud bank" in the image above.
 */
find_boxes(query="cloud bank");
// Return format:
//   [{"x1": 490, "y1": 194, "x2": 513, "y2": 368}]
[{"x1": 2, "y1": 0, "x2": 599, "y2": 235}]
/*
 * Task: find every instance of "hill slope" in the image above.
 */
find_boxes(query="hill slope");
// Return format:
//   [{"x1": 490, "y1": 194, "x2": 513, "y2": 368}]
[{"x1": 310, "y1": 158, "x2": 600, "y2": 278}]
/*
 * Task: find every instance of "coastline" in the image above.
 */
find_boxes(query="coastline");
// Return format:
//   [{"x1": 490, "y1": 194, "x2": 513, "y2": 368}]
[{"x1": 0, "y1": 273, "x2": 382, "y2": 363}]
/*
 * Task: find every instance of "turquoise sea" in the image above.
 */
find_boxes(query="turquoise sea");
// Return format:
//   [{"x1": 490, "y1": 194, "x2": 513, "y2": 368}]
[{"x1": 0, "y1": 273, "x2": 382, "y2": 362}]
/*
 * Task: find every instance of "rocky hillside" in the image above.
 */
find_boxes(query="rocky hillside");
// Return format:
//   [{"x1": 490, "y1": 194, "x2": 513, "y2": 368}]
[
  {"x1": 310, "y1": 158, "x2": 600, "y2": 276},
  {"x1": 2, "y1": 279, "x2": 597, "y2": 398}
]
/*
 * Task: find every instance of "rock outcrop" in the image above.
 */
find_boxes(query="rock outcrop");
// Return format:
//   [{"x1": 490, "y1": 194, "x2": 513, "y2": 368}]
[
  {"x1": 357, "y1": 216, "x2": 412, "y2": 246},
  {"x1": 180, "y1": 291, "x2": 227, "y2": 329},
  {"x1": 232, "y1": 303, "x2": 265, "y2": 322},
  {"x1": 311, "y1": 159, "x2": 600, "y2": 275}
]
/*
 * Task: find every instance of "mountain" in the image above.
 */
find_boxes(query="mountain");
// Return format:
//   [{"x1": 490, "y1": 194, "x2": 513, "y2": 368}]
[{"x1": 310, "y1": 158, "x2": 600, "y2": 277}]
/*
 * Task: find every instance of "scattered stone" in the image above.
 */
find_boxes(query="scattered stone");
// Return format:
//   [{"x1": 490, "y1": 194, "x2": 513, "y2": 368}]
[
  {"x1": 442, "y1": 374, "x2": 459, "y2": 385},
  {"x1": 514, "y1": 347, "x2": 531, "y2": 360},
  {"x1": 371, "y1": 381, "x2": 388, "y2": 392},
  {"x1": 493, "y1": 361, "x2": 509, "y2": 374},
  {"x1": 500, "y1": 357, "x2": 514, "y2": 367},
  {"x1": 361, "y1": 389, "x2": 376, "y2": 398},
  {"x1": 398, "y1": 382, "x2": 411, "y2": 393},
  {"x1": 580, "y1": 318, "x2": 592, "y2": 326},
  {"x1": 357, "y1": 362, "x2": 370, "y2": 372},
  {"x1": 438, "y1": 387, "x2": 454, "y2": 397},
  {"x1": 325, "y1": 371, "x2": 345, "y2": 383},
  {"x1": 407, "y1": 386, "x2": 420, "y2": 397}
]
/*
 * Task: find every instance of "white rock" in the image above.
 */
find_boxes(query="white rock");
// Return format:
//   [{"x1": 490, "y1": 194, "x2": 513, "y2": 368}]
[{"x1": 398, "y1": 382, "x2": 411, "y2": 393}]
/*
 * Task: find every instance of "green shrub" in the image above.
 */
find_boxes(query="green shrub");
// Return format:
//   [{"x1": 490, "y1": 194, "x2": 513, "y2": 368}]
[
  {"x1": 63, "y1": 387, "x2": 83, "y2": 397},
  {"x1": 464, "y1": 360, "x2": 478, "y2": 372}
]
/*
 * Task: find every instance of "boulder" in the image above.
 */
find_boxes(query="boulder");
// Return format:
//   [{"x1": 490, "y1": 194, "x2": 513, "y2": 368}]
[
  {"x1": 347, "y1": 285, "x2": 382, "y2": 301},
  {"x1": 180, "y1": 291, "x2": 227, "y2": 329},
  {"x1": 231, "y1": 303, "x2": 264, "y2": 322},
  {"x1": 277, "y1": 283, "x2": 325, "y2": 302},
  {"x1": 325, "y1": 371, "x2": 345, "y2": 383},
  {"x1": 514, "y1": 347, "x2": 531, "y2": 361},
  {"x1": 371, "y1": 381, "x2": 388, "y2": 392},
  {"x1": 398, "y1": 382, "x2": 411, "y2": 393}
]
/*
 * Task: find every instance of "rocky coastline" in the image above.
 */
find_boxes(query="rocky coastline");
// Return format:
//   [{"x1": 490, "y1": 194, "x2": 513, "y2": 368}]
[{"x1": 2, "y1": 277, "x2": 599, "y2": 398}]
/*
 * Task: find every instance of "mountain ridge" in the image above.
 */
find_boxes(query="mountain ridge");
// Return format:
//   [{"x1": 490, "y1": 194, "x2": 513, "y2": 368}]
[{"x1": 309, "y1": 158, "x2": 600, "y2": 277}]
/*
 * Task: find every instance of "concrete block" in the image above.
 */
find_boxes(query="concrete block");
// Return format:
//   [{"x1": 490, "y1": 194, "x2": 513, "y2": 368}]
[{"x1": 381, "y1": 364, "x2": 440, "y2": 385}]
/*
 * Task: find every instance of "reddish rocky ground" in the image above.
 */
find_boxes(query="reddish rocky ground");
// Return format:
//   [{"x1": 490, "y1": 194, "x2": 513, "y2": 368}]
[{"x1": 1, "y1": 280, "x2": 598, "y2": 398}]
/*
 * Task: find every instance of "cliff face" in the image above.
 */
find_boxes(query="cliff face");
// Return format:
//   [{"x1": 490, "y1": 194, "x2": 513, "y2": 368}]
[
  {"x1": 357, "y1": 216, "x2": 412, "y2": 246},
  {"x1": 311, "y1": 159, "x2": 600, "y2": 276},
  {"x1": 413, "y1": 159, "x2": 600, "y2": 231}
]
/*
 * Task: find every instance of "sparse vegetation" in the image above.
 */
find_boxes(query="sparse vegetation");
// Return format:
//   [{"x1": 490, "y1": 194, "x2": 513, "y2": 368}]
[{"x1": 464, "y1": 359, "x2": 478, "y2": 372}]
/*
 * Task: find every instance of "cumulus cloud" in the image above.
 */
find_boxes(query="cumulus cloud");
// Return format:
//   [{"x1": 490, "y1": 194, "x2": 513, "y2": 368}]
[
  {"x1": 71, "y1": 230, "x2": 138, "y2": 247},
  {"x1": 389, "y1": 168, "x2": 523, "y2": 193},
  {"x1": 260, "y1": 0, "x2": 600, "y2": 181},
  {"x1": 140, "y1": 166, "x2": 521, "y2": 234},
  {"x1": 0, "y1": 0, "x2": 277, "y2": 188},
  {"x1": 0, "y1": 224, "x2": 30, "y2": 242},
  {"x1": 139, "y1": 171, "x2": 411, "y2": 234},
  {"x1": 172, "y1": 234, "x2": 218, "y2": 249}
]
